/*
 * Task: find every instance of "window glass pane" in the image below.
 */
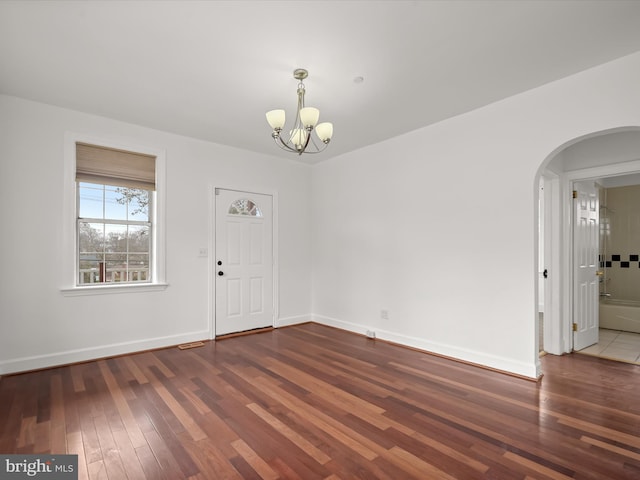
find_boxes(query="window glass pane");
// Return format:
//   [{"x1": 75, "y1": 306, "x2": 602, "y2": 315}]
[
  {"x1": 78, "y1": 183, "x2": 104, "y2": 219},
  {"x1": 129, "y1": 254, "x2": 149, "y2": 282},
  {"x1": 78, "y1": 260, "x2": 101, "y2": 284},
  {"x1": 129, "y1": 225, "x2": 150, "y2": 252},
  {"x1": 79, "y1": 222, "x2": 105, "y2": 255},
  {"x1": 105, "y1": 185, "x2": 127, "y2": 221},
  {"x1": 228, "y1": 199, "x2": 262, "y2": 217},
  {"x1": 105, "y1": 224, "x2": 127, "y2": 253},
  {"x1": 125, "y1": 188, "x2": 150, "y2": 222},
  {"x1": 105, "y1": 255, "x2": 127, "y2": 282}
]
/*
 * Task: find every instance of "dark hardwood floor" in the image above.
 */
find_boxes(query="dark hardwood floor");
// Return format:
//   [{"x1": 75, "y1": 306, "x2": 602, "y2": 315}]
[{"x1": 1, "y1": 323, "x2": 640, "y2": 479}]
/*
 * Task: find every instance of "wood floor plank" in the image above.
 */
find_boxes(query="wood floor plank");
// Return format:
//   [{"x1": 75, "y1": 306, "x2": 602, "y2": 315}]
[
  {"x1": 67, "y1": 430, "x2": 89, "y2": 480},
  {"x1": 179, "y1": 386, "x2": 212, "y2": 416},
  {"x1": 246, "y1": 402, "x2": 331, "y2": 466},
  {"x1": 410, "y1": 430, "x2": 490, "y2": 474},
  {"x1": 17, "y1": 416, "x2": 36, "y2": 449},
  {"x1": 386, "y1": 445, "x2": 459, "y2": 480},
  {"x1": 34, "y1": 419, "x2": 51, "y2": 453},
  {"x1": 141, "y1": 422, "x2": 193, "y2": 479},
  {"x1": 109, "y1": 419, "x2": 148, "y2": 480},
  {"x1": 263, "y1": 356, "x2": 390, "y2": 427},
  {"x1": 179, "y1": 435, "x2": 243, "y2": 480},
  {"x1": 70, "y1": 364, "x2": 87, "y2": 393},
  {"x1": 581, "y1": 435, "x2": 640, "y2": 462},
  {"x1": 134, "y1": 443, "x2": 165, "y2": 480},
  {"x1": 119, "y1": 355, "x2": 149, "y2": 385},
  {"x1": 144, "y1": 351, "x2": 176, "y2": 379},
  {"x1": 97, "y1": 360, "x2": 148, "y2": 449},
  {"x1": 87, "y1": 459, "x2": 108, "y2": 480},
  {"x1": 77, "y1": 398, "x2": 103, "y2": 466},
  {"x1": 251, "y1": 375, "x2": 379, "y2": 461},
  {"x1": 2, "y1": 323, "x2": 640, "y2": 479},
  {"x1": 557, "y1": 415, "x2": 640, "y2": 448},
  {"x1": 502, "y1": 451, "x2": 573, "y2": 480},
  {"x1": 50, "y1": 373, "x2": 67, "y2": 453},
  {"x1": 144, "y1": 366, "x2": 207, "y2": 442},
  {"x1": 92, "y1": 413, "x2": 128, "y2": 479},
  {"x1": 215, "y1": 396, "x2": 329, "y2": 479},
  {"x1": 396, "y1": 357, "x2": 640, "y2": 450},
  {"x1": 230, "y1": 439, "x2": 279, "y2": 480}
]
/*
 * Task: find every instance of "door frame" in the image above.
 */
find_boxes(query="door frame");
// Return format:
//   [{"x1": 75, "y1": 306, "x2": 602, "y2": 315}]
[
  {"x1": 546, "y1": 159, "x2": 640, "y2": 355},
  {"x1": 208, "y1": 185, "x2": 279, "y2": 339},
  {"x1": 539, "y1": 172, "x2": 562, "y2": 355}
]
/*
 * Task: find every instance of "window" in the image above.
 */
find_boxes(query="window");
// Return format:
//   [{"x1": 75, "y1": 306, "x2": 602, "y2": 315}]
[
  {"x1": 228, "y1": 198, "x2": 263, "y2": 217},
  {"x1": 75, "y1": 142, "x2": 156, "y2": 286}
]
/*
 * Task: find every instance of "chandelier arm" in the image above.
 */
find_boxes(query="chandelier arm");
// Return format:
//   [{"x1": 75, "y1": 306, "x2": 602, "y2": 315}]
[
  {"x1": 297, "y1": 128, "x2": 313, "y2": 155},
  {"x1": 306, "y1": 134, "x2": 329, "y2": 153},
  {"x1": 271, "y1": 128, "x2": 330, "y2": 154},
  {"x1": 273, "y1": 135, "x2": 299, "y2": 153},
  {"x1": 309, "y1": 133, "x2": 321, "y2": 150},
  {"x1": 294, "y1": 146, "x2": 327, "y2": 154}
]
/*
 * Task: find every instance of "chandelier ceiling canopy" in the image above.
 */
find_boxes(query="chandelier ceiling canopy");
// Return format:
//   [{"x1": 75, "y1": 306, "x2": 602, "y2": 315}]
[{"x1": 266, "y1": 69, "x2": 333, "y2": 156}]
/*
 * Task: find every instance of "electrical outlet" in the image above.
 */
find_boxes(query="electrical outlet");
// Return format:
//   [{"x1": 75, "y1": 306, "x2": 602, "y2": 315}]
[
  {"x1": 380, "y1": 309, "x2": 389, "y2": 320},
  {"x1": 198, "y1": 248, "x2": 208, "y2": 257}
]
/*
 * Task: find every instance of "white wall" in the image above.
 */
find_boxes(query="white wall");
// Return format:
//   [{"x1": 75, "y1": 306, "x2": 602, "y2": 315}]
[
  {"x1": 311, "y1": 51, "x2": 640, "y2": 378},
  {"x1": 0, "y1": 95, "x2": 312, "y2": 374}
]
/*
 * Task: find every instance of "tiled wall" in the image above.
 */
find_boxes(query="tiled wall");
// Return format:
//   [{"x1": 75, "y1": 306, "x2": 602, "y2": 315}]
[{"x1": 600, "y1": 184, "x2": 640, "y2": 301}]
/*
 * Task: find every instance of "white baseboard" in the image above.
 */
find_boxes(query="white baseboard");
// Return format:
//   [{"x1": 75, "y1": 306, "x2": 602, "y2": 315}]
[
  {"x1": 0, "y1": 330, "x2": 211, "y2": 375},
  {"x1": 275, "y1": 314, "x2": 311, "y2": 328},
  {"x1": 312, "y1": 314, "x2": 540, "y2": 379},
  {"x1": 0, "y1": 315, "x2": 312, "y2": 375},
  {"x1": 0, "y1": 317, "x2": 542, "y2": 380}
]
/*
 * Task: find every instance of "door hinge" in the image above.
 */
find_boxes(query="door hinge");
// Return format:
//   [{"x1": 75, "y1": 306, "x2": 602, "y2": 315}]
[
  {"x1": 572, "y1": 322, "x2": 578, "y2": 332},
  {"x1": 572, "y1": 190, "x2": 577, "y2": 199}
]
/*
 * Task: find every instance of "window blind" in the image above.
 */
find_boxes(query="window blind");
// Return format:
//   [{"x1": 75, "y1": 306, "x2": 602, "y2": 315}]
[{"x1": 76, "y1": 142, "x2": 156, "y2": 191}]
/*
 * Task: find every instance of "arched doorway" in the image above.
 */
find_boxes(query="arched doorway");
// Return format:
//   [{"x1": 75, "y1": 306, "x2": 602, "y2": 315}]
[{"x1": 536, "y1": 127, "x2": 640, "y2": 361}]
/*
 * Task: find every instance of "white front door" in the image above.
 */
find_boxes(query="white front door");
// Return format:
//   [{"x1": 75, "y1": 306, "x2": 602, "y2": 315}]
[
  {"x1": 215, "y1": 189, "x2": 273, "y2": 336},
  {"x1": 573, "y1": 181, "x2": 599, "y2": 351}
]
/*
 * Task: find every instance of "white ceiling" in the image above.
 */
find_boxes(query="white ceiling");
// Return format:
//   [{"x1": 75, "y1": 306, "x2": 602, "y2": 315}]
[{"x1": 2, "y1": 1, "x2": 640, "y2": 164}]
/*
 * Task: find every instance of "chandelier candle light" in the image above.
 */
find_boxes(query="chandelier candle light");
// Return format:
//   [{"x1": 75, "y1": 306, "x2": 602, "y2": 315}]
[{"x1": 266, "y1": 68, "x2": 333, "y2": 155}]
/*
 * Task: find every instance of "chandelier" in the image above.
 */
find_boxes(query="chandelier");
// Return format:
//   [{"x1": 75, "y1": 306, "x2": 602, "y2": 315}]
[{"x1": 266, "y1": 69, "x2": 333, "y2": 155}]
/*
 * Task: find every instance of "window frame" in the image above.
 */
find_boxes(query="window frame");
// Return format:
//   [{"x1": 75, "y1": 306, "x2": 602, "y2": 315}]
[
  {"x1": 76, "y1": 182, "x2": 154, "y2": 286},
  {"x1": 61, "y1": 133, "x2": 167, "y2": 296}
]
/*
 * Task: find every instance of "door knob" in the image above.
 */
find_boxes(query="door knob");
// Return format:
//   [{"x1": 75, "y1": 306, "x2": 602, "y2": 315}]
[
  {"x1": 596, "y1": 270, "x2": 604, "y2": 276},
  {"x1": 218, "y1": 271, "x2": 224, "y2": 276}
]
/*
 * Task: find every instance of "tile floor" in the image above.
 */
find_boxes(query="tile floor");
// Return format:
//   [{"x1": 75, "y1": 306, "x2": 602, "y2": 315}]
[{"x1": 577, "y1": 328, "x2": 640, "y2": 364}]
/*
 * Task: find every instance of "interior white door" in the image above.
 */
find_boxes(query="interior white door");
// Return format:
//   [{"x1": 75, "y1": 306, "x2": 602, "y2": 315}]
[
  {"x1": 215, "y1": 189, "x2": 273, "y2": 336},
  {"x1": 573, "y1": 181, "x2": 599, "y2": 351}
]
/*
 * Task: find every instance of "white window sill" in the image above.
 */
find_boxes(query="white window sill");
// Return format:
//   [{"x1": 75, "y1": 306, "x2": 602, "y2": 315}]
[{"x1": 60, "y1": 283, "x2": 169, "y2": 296}]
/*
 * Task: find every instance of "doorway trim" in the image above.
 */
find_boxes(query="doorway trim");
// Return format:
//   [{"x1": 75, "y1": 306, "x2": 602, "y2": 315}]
[
  {"x1": 561, "y1": 161, "x2": 640, "y2": 350},
  {"x1": 539, "y1": 172, "x2": 562, "y2": 355},
  {"x1": 208, "y1": 185, "x2": 279, "y2": 339}
]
